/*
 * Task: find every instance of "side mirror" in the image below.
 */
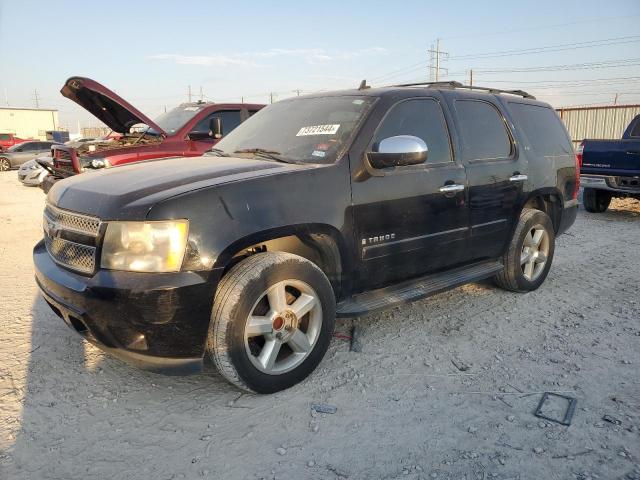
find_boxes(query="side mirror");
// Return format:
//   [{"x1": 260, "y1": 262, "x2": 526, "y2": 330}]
[
  {"x1": 210, "y1": 117, "x2": 222, "y2": 139},
  {"x1": 366, "y1": 135, "x2": 428, "y2": 169}
]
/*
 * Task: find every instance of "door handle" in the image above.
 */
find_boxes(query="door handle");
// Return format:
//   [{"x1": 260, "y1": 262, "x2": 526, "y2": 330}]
[
  {"x1": 439, "y1": 184, "x2": 465, "y2": 193},
  {"x1": 509, "y1": 174, "x2": 528, "y2": 182}
]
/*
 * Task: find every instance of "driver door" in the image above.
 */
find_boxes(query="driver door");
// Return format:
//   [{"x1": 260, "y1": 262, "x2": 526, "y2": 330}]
[{"x1": 350, "y1": 97, "x2": 469, "y2": 291}]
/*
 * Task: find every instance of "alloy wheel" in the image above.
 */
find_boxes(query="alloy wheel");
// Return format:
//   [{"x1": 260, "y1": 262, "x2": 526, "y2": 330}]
[
  {"x1": 244, "y1": 279, "x2": 323, "y2": 375},
  {"x1": 520, "y1": 224, "x2": 550, "y2": 282},
  {"x1": 0, "y1": 158, "x2": 10, "y2": 171}
]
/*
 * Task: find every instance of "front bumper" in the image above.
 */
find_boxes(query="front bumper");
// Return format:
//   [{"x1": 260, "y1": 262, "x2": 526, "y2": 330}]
[
  {"x1": 19, "y1": 168, "x2": 46, "y2": 186},
  {"x1": 34, "y1": 239, "x2": 221, "y2": 375}
]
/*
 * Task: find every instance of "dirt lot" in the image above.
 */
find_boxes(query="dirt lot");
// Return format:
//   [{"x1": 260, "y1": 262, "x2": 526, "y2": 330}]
[{"x1": 0, "y1": 172, "x2": 638, "y2": 480}]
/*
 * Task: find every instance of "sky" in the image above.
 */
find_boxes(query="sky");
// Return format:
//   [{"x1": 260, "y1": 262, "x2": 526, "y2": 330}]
[{"x1": 1, "y1": 0, "x2": 639, "y2": 131}]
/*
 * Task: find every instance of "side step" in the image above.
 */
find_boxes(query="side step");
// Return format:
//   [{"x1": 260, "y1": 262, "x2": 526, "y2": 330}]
[{"x1": 336, "y1": 261, "x2": 503, "y2": 317}]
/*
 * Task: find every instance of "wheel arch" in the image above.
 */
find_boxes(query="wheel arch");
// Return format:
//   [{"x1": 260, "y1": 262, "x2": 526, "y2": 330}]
[
  {"x1": 520, "y1": 188, "x2": 564, "y2": 233},
  {"x1": 212, "y1": 224, "x2": 349, "y2": 300}
]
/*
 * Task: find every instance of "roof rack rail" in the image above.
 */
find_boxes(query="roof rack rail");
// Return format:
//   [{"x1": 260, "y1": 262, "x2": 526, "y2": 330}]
[{"x1": 390, "y1": 81, "x2": 535, "y2": 100}]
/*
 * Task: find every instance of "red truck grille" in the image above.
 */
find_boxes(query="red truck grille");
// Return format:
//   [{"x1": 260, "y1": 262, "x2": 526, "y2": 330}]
[{"x1": 51, "y1": 146, "x2": 79, "y2": 177}]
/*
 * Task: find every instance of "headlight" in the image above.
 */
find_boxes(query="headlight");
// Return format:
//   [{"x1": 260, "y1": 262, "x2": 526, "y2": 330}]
[
  {"x1": 100, "y1": 220, "x2": 189, "y2": 272},
  {"x1": 89, "y1": 158, "x2": 110, "y2": 169},
  {"x1": 30, "y1": 163, "x2": 40, "y2": 170}
]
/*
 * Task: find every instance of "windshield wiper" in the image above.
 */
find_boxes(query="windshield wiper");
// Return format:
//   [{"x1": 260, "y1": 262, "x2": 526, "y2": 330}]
[
  {"x1": 208, "y1": 148, "x2": 230, "y2": 157},
  {"x1": 234, "y1": 148, "x2": 292, "y2": 164}
]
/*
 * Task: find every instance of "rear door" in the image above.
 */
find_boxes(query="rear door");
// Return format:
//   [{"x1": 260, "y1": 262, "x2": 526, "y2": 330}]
[
  {"x1": 350, "y1": 96, "x2": 469, "y2": 291},
  {"x1": 449, "y1": 96, "x2": 527, "y2": 261}
]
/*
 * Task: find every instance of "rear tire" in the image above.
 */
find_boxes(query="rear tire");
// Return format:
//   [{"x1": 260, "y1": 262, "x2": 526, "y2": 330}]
[
  {"x1": 494, "y1": 208, "x2": 555, "y2": 293},
  {"x1": 583, "y1": 188, "x2": 611, "y2": 213},
  {"x1": 0, "y1": 158, "x2": 10, "y2": 171},
  {"x1": 207, "y1": 252, "x2": 335, "y2": 393}
]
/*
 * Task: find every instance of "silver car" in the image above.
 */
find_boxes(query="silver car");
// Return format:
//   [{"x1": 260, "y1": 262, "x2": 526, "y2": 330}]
[
  {"x1": 0, "y1": 141, "x2": 58, "y2": 171},
  {"x1": 18, "y1": 157, "x2": 52, "y2": 186}
]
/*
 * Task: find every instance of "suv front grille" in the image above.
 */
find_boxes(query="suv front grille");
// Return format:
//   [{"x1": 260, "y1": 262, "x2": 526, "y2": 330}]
[
  {"x1": 45, "y1": 204, "x2": 101, "y2": 236},
  {"x1": 44, "y1": 235, "x2": 96, "y2": 274},
  {"x1": 43, "y1": 204, "x2": 102, "y2": 274}
]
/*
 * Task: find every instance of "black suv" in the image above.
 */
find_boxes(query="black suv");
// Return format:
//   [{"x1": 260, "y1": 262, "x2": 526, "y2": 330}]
[{"x1": 34, "y1": 81, "x2": 578, "y2": 393}]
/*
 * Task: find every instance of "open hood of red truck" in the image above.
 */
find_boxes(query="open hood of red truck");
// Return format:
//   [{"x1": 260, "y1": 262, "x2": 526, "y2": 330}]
[{"x1": 61, "y1": 77, "x2": 166, "y2": 136}]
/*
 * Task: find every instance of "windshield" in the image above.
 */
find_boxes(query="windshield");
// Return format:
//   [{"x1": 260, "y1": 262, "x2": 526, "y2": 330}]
[
  {"x1": 154, "y1": 105, "x2": 205, "y2": 134},
  {"x1": 212, "y1": 95, "x2": 374, "y2": 164}
]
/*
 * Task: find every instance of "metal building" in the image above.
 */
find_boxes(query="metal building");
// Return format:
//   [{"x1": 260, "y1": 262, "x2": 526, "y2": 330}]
[
  {"x1": 556, "y1": 104, "x2": 640, "y2": 145},
  {"x1": 0, "y1": 107, "x2": 59, "y2": 140}
]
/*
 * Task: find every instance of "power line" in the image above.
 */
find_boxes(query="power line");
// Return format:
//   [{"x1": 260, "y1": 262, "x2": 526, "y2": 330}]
[
  {"x1": 448, "y1": 35, "x2": 640, "y2": 61},
  {"x1": 441, "y1": 14, "x2": 640, "y2": 40},
  {"x1": 469, "y1": 57, "x2": 640, "y2": 75}
]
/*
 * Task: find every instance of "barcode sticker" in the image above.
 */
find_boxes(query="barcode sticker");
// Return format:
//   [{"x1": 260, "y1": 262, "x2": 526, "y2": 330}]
[{"x1": 296, "y1": 124, "x2": 340, "y2": 136}]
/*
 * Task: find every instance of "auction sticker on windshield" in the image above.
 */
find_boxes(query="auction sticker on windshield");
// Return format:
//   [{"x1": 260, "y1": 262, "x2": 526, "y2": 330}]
[{"x1": 296, "y1": 124, "x2": 340, "y2": 136}]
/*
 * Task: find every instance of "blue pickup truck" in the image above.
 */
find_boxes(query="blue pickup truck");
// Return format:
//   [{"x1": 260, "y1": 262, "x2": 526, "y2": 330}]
[{"x1": 579, "y1": 114, "x2": 640, "y2": 212}]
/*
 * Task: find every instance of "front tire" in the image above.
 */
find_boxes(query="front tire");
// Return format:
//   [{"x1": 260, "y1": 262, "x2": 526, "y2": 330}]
[
  {"x1": 494, "y1": 208, "x2": 555, "y2": 293},
  {"x1": 208, "y1": 252, "x2": 335, "y2": 393},
  {"x1": 0, "y1": 158, "x2": 10, "y2": 171},
  {"x1": 583, "y1": 188, "x2": 611, "y2": 213}
]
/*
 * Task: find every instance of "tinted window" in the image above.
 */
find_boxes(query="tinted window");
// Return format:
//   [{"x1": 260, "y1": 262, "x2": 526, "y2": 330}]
[
  {"x1": 0, "y1": 134, "x2": 9, "y2": 140},
  {"x1": 509, "y1": 103, "x2": 573, "y2": 157},
  {"x1": 374, "y1": 98, "x2": 452, "y2": 164},
  {"x1": 15, "y1": 142, "x2": 38, "y2": 151},
  {"x1": 631, "y1": 118, "x2": 640, "y2": 138},
  {"x1": 193, "y1": 110, "x2": 242, "y2": 136},
  {"x1": 455, "y1": 100, "x2": 512, "y2": 160}
]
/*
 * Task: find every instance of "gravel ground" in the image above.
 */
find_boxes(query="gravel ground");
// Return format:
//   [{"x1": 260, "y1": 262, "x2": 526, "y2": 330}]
[{"x1": 0, "y1": 171, "x2": 639, "y2": 480}]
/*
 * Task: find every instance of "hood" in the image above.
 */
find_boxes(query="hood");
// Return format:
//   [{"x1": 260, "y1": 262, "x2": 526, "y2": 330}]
[
  {"x1": 61, "y1": 77, "x2": 166, "y2": 135},
  {"x1": 48, "y1": 156, "x2": 313, "y2": 220}
]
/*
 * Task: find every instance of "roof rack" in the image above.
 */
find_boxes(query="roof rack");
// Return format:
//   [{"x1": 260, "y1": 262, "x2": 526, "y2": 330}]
[{"x1": 390, "y1": 80, "x2": 535, "y2": 100}]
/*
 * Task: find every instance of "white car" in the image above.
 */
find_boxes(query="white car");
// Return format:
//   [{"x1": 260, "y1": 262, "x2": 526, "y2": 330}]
[{"x1": 18, "y1": 157, "x2": 52, "y2": 186}]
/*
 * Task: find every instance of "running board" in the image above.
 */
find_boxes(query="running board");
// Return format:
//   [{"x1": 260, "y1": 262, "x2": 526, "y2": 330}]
[{"x1": 336, "y1": 261, "x2": 503, "y2": 317}]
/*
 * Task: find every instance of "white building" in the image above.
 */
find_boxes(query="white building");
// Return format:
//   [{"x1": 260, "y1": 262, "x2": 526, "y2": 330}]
[{"x1": 0, "y1": 107, "x2": 59, "y2": 140}]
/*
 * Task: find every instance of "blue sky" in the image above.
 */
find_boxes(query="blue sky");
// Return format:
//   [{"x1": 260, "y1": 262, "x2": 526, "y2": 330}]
[{"x1": 1, "y1": 0, "x2": 639, "y2": 130}]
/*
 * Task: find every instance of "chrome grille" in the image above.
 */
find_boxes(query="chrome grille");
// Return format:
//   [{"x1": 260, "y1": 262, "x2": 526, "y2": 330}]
[
  {"x1": 44, "y1": 235, "x2": 96, "y2": 274},
  {"x1": 45, "y1": 203, "x2": 101, "y2": 236},
  {"x1": 43, "y1": 203, "x2": 101, "y2": 274}
]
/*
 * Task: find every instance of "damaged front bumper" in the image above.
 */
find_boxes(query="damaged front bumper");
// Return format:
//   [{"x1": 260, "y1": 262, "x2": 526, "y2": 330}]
[{"x1": 33, "y1": 239, "x2": 221, "y2": 375}]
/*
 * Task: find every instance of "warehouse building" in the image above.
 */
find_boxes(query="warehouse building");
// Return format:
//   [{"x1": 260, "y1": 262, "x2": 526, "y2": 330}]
[
  {"x1": 0, "y1": 107, "x2": 59, "y2": 140},
  {"x1": 557, "y1": 104, "x2": 640, "y2": 145}
]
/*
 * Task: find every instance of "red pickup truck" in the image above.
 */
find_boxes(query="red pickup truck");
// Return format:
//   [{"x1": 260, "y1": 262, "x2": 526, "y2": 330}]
[
  {"x1": 0, "y1": 133, "x2": 28, "y2": 151},
  {"x1": 43, "y1": 77, "x2": 264, "y2": 188}
]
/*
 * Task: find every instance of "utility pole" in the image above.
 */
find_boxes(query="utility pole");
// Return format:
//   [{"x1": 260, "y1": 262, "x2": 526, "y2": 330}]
[
  {"x1": 269, "y1": 92, "x2": 274, "y2": 104},
  {"x1": 199, "y1": 86, "x2": 204, "y2": 102},
  {"x1": 428, "y1": 39, "x2": 449, "y2": 82},
  {"x1": 293, "y1": 89, "x2": 302, "y2": 96},
  {"x1": 32, "y1": 89, "x2": 41, "y2": 109},
  {"x1": 614, "y1": 93, "x2": 619, "y2": 105},
  {"x1": 241, "y1": 96, "x2": 244, "y2": 103},
  {"x1": 187, "y1": 85, "x2": 192, "y2": 103},
  {"x1": 469, "y1": 69, "x2": 473, "y2": 87}
]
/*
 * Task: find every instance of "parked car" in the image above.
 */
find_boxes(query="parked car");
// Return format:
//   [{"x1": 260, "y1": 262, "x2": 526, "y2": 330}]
[
  {"x1": 0, "y1": 141, "x2": 58, "y2": 171},
  {"x1": 41, "y1": 76, "x2": 264, "y2": 190},
  {"x1": 18, "y1": 156, "x2": 52, "y2": 186},
  {"x1": 579, "y1": 114, "x2": 640, "y2": 212},
  {"x1": 0, "y1": 133, "x2": 28, "y2": 151},
  {"x1": 34, "y1": 81, "x2": 578, "y2": 393}
]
